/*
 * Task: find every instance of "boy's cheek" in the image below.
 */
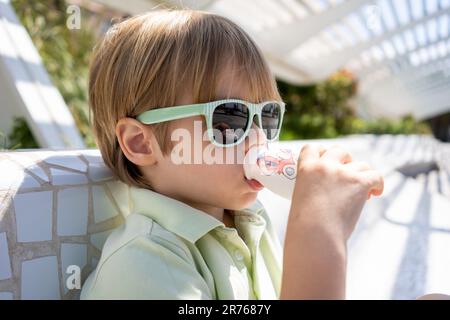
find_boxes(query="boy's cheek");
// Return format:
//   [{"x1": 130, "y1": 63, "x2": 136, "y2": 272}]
[{"x1": 198, "y1": 164, "x2": 244, "y2": 188}]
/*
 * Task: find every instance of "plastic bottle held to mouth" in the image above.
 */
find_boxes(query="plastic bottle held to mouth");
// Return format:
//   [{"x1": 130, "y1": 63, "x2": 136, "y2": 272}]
[{"x1": 243, "y1": 146, "x2": 298, "y2": 200}]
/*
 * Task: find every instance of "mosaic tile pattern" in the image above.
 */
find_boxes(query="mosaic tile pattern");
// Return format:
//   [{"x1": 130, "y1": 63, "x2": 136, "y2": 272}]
[{"x1": 0, "y1": 149, "x2": 129, "y2": 300}]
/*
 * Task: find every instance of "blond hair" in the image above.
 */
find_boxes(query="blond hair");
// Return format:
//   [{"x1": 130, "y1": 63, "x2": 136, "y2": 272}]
[{"x1": 88, "y1": 9, "x2": 282, "y2": 189}]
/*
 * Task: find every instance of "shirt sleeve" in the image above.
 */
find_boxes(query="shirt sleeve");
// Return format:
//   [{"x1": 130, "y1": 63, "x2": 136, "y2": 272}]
[{"x1": 81, "y1": 234, "x2": 214, "y2": 300}]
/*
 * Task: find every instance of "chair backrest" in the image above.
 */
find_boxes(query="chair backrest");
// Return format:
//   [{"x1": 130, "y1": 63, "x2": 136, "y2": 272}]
[{"x1": 0, "y1": 149, "x2": 130, "y2": 299}]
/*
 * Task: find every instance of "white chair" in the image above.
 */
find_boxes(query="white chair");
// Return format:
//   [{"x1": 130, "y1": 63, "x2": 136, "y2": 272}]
[{"x1": 0, "y1": 149, "x2": 129, "y2": 299}]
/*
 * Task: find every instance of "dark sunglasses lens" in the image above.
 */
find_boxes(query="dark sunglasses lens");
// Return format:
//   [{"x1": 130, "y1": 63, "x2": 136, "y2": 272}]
[
  {"x1": 261, "y1": 103, "x2": 281, "y2": 140},
  {"x1": 212, "y1": 102, "x2": 249, "y2": 145}
]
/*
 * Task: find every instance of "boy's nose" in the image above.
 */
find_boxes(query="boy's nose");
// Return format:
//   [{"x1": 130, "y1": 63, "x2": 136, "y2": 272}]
[{"x1": 244, "y1": 118, "x2": 267, "y2": 155}]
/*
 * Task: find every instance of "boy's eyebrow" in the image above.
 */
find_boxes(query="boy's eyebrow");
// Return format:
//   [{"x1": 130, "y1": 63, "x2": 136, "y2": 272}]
[{"x1": 214, "y1": 96, "x2": 245, "y2": 101}]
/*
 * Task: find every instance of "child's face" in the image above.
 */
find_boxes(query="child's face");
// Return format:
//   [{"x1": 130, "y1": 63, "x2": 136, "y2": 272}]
[
  {"x1": 118, "y1": 68, "x2": 269, "y2": 216},
  {"x1": 152, "y1": 113, "x2": 266, "y2": 213},
  {"x1": 157, "y1": 71, "x2": 268, "y2": 214}
]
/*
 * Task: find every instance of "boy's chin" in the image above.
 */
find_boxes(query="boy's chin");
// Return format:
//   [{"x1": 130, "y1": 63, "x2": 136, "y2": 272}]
[{"x1": 227, "y1": 192, "x2": 259, "y2": 211}]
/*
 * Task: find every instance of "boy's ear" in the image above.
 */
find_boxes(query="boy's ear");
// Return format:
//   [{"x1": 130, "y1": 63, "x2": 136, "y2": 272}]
[{"x1": 115, "y1": 117, "x2": 159, "y2": 166}]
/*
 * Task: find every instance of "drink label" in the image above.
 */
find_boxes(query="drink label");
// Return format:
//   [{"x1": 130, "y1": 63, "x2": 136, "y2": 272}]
[
  {"x1": 243, "y1": 146, "x2": 299, "y2": 200},
  {"x1": 256, "y1": 148, "x2": 297, "y2": 180}
]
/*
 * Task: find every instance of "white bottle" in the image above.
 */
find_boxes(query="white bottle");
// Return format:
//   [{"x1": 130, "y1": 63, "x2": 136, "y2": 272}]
[{"x1": 243, "y1": 145, "x2": 298, "y2": 199}]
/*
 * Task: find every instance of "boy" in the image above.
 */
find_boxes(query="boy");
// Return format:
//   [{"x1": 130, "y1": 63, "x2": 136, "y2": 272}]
[{"x1": 81, "y1": 9, "x2": 384, "y2": 299}]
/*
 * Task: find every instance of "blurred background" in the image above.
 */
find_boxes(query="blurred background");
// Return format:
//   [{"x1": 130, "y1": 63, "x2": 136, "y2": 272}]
[
  {"x1": 1, "y1": 0, "x2": 450, "y2": 300},
  {"x1": 1, "y1": 0, "x2": 450, "y2": 150}
]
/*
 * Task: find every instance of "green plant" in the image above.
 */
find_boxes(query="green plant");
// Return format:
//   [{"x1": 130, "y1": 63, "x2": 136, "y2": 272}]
[
  {"x1": 277, "y1": 70, "x2": 431, "y2": 140},
  {"x1": 0, "y1": 117, "x2": 38, "y2": 150},
  {"x1": 7, "y1": 117, "x2": 39, "y2": 149},
  {"x1": 11, "y1": 0, "x2": 104, "y2": 148}
]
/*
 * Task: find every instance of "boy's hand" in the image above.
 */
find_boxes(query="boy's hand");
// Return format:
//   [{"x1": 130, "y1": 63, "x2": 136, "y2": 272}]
[
  {"x1": 290, "y1": 143, "x2": 384, "y2": 241},
  {"x1": 281, "y1": 144, "x2": 384, "y2": 299}
]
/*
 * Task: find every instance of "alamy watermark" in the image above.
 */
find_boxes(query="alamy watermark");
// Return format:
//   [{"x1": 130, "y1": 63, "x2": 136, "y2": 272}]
[
  {"x1": 66, "y1": 265, "x2": 81, "y2": 290},
  {"x1": 66, "y1": 4, "x2": 81, "y2": 30}
]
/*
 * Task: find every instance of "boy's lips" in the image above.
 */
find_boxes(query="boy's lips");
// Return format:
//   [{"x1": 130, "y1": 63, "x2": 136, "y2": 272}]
[{"x1": 245, "y1": 178, "x2": 264, "y2": 191}]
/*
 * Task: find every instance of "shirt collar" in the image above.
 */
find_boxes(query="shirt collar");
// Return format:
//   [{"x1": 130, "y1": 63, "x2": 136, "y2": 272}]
[{"x1": 128, "y1": 186, "x2": 265, "y2": 243}]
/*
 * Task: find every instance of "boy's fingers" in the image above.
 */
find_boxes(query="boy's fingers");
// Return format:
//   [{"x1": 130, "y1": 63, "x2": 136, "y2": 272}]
[
  {"x1": 344, "y1": 161, "x2": 372, "y2": 172},
  {"x1": 359, "y1": 170, "x2": 384, "y2": 196},
  {"x1": 321, "y1": 145, "x2": 352, "y2": 164},
  {"x1": 299, "y1": 144, "x2": 322, "y2": 162},
  {"x1": 318, "y1": 145, "x2": 327, "y2": 157}
]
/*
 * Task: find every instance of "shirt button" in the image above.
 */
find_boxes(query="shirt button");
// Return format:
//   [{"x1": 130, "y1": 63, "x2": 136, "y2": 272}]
[{"x1": 234, "y1": 250, "x2": 244, "y2": 262}]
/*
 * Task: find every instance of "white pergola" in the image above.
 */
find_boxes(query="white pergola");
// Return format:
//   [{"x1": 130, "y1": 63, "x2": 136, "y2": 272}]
[
  {"x1": 1, "y1": 0, "x2": 449, "y2": 147},
  {"x1": 94, "y1": 0, "x2": 450, "y2": 121}
]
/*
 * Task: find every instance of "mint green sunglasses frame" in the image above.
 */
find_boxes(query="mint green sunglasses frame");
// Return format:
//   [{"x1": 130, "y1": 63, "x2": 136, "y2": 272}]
[{"x1": 136, "y1": 99, "x2": 286, "y2": 147}]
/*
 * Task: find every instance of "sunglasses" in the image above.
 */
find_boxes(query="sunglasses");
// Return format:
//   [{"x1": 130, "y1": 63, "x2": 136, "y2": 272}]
[{"x1": 136, "y1": 99, "x2": 286, "y2": 147}]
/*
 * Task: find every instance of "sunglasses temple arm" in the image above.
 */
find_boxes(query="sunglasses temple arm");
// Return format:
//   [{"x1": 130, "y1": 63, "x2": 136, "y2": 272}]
[{"x1": 137, "y1": 104, "x2": 208, "y2": 124}]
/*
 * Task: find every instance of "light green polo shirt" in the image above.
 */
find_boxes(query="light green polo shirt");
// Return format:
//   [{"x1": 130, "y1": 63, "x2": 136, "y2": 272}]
[{"x1": 80, "y1": 186, "x2": 283, "y2": 300}]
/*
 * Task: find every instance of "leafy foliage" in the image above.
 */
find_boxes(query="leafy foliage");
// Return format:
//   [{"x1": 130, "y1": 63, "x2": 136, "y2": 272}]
[
  {"x1": 278, "y1": 71, "x2": 431, "y2": 140},
  {"x1": 11, "y1": 0, "x2": 105, "y2": 148},
  {"x1": 6, "y1": 117, "x2": 39, "y2": 149}
]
